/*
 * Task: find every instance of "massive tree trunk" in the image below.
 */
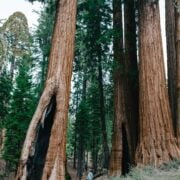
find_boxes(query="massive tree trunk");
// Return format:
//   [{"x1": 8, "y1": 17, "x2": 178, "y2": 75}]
[
  {"x1": 109, "y1": 0, "x2": 138, "y2": 176},
  {"x1": 16, "y1": 0, "x2": 77, "y2": 179},
  {"x1": 109, "y1": 0, "x2": 125, "y2": 176},
  {"x1": 176, "y1": 1, "x2": 180, "y2": 145},
  {"x1": 124, "y1": 0, "x2": 139, "y2": 164},
  {"x1": 135, "y1": 0, "x2": 180, "y2": 166},
  {"x1": 166, "y1": 0, "x2": 177, "y2": 135}
]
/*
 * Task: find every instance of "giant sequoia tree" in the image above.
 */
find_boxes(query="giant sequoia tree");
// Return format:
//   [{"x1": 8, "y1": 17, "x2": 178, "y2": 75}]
[
  {"x1": 109, "y1": 0, "x2": 138, "y2": 176},
  {"x1": 135, "y1": 0, "x2": 180, "y2": 166},
  {"x1": 16, "y1": 0, "x2": 77, "y2": 179}
]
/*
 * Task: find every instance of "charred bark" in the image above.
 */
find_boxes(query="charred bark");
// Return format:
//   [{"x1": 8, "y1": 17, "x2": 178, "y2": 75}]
[
  {"x1": 124, "y1": 0, "x2": 139, "y2": 163},
  {"x1": 109, "y1": 0, "x2": 138, "y2": 175},
  {"x1": 166, "y1": 0, "x2": 177, "y2": 135},
  {"x1": 16, "y1": 0, "x2": 77, "y2": 179},
  {"x1": 27, "y1": 96, "x2": 56, "y2": 180},
  {"x1": 176, "y1": 1, "x2": 180, "y2": 144},
  {"x1": 135, "y1": 0, "x2": 180, "y2": 166}
]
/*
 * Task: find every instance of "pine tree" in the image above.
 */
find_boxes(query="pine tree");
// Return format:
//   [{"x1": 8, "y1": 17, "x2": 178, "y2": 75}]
[
  {"x1": 3, "y1": 56, "x2": 34, "y2": 171},
  {"x1": 0, "y1": 71, "x2": 12, "y2": 156}
]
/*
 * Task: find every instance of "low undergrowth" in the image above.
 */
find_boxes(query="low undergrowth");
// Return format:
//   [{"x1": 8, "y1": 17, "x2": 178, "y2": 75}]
[{"x1": 112, "y1": 159, "x2": 180, "y2": 180}]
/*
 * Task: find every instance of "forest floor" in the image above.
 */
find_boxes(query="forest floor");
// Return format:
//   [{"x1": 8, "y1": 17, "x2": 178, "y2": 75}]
[
  {"x1": 97, "y1": 159, "x2": 180, "y2": 180},
  {"x1": 67, "y1": 159, "x2": 180, "y2": 180},
  {"x1": 67, "y1": 161, "x2": 87, "y2": 180}
]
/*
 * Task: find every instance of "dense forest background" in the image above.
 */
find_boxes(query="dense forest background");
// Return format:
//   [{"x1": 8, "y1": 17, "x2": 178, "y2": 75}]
[{"x1": 0, "y1": 0, "x2": 180, "y2": 180}]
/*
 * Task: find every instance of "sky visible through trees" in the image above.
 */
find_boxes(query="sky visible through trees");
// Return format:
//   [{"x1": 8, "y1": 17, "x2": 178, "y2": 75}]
[{"x1": 0, "y1": 0, "x2": 179, "y2": 180}]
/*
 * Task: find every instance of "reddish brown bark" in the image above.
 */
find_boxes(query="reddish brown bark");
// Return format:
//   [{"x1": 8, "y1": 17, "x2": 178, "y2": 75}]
[
  {"x1": 109, "y1": 0, "x2": 125, "y2": 176},
  {"x1": 135, "y1": 0, "x2": 180, "y2": 166},
  {"x1": 16, "y1": 0, "x2": 77, "y2": 179},
  {"x1": 109, "y1": 0, "x2": 138, "y2": 176}
]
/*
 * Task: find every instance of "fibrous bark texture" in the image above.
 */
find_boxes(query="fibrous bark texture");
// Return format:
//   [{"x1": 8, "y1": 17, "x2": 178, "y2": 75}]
[
  {"x1": 109, "y1": 0, "x2": 126, "y2": 176},
  {"x1": 176, "y1": 2, "x2": 180, "y2": 145},
  {"x1": 135, "y1": 0, "x2": 180, "y2": 166},
  {"x1": 109, "y1": 0, "x2": 138, "y2": 176},
  {"x1": 16, "y1": 0, "x2": 77, "y2": 179},
  {"x1": 166, "y1": 0, "x2": 177, "y2": 135}
]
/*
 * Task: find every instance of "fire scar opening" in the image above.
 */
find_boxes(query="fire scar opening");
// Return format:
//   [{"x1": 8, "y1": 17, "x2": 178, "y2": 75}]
[{"x1": 26, "y1": 95, "x2": 56, "y2": 180}]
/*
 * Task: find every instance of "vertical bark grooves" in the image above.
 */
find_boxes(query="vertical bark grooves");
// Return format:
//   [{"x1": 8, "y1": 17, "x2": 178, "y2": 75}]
[
  {"x1": 176, "y1": 4, "x2": 180, "y2": 144},
  {"x1": 136, "y1": 1, "x2": 180, "y2": 167},
  {"x1": 166, "y1": 0, "x2": 177, "y2": 135},
  {"x1": 16, "y1": 0, "x2": 77, "y2": 179},
  {"x1": 109, "y1": 0, "x2": 138, "y2": 176},
  {"x1": 109, "y1": 0, "x2": 124, "y2": 176}
]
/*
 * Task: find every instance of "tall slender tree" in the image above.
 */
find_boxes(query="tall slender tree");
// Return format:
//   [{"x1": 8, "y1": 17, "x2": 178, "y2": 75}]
[
  {"x1": 124, "y1": 0, "x2": 139, "y2": 164},
  {"x1": 3, "y1": 56, "x2": 34, "y2": 171},
  {"x1": 135, "y1": 0, "x2": 180, "y2": 166},
  {"x1": 16, "y1": 0, "x2": 77, "y2": 179},
  {"x1": 109, "y1": 0, "x2": 124, "y2": 176}
]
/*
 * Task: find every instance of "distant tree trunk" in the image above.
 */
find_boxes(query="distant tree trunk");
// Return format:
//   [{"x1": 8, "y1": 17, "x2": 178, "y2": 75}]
[
  {"x1": 92, "y1": 137, "x2": 98, "y2": 174},
  {"x1": 73, "y1": 78, "x2": 81, "y2": 169},
  {"x1": 40, "y1": 55, "x2": 47, "y2": 91},
  {"x1": 93, "y1": 5, "x2": 109, "y2": 169},
  {"x1": 73, "y1": 129, "x2": 77, "y2": 169},
  {"x1": 10, "y1": 55, "x2": 15, "y2": 80},
  {"x1": 166, "y1": 0, "x2": 177, "y2": 134},
  {"x1": 77, "y1": 77, "x2": 86, "y2": 179},
  {"x1": 77, "y1": 141, "x2": 84, "y2": 180},
  {"x1": 97, "y1": 52, "x2": 110, "y2": 169},
  {"x1": 124, "y1": 0, "x2": 139, "y2": 164},
  {"x1": 109, "y1": 0, "x2": 125, "y2": 176},
  {"x1": 176, "y1": 1, "x2": 180, "y2": 144},
  {"x1": 135, "y1": 0, "x2": 180, "y2": 166},
  {"x1": 16, "y1": 0, "x2": 77, "y2": 179}
]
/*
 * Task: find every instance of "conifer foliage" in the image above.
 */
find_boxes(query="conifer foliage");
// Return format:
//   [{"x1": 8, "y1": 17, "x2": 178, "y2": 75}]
[{"x1": 0, "y1": 0, "x2": 180, "y2": 179}]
